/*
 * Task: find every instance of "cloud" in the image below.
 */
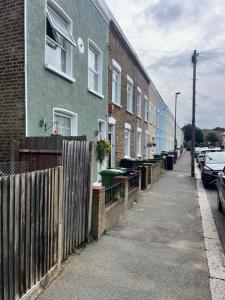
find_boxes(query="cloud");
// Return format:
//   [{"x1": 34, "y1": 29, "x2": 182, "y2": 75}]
[
  {"x1": 105, "y1": 0, "x2": 225, "y2": 128},
  {"x1": 145, "y1": 0, "x2": 183, "y2": 26}
]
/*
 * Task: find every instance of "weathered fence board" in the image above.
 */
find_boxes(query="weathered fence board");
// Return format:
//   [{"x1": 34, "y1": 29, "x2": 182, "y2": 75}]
[
  {"x1": 10, "y1": 136, "x2": 87, "y2": 172},
  {"x1": 0, "y1": 167, "x2": 63, "y2": 300},
  {"x1": 62, "y1": 140, "x2": 92, "y2": 259}
]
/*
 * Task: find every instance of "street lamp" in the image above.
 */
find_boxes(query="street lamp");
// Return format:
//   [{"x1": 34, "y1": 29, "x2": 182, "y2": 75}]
[{"x1": 174, "y1": 92, "x2": 181, "y2": 155}]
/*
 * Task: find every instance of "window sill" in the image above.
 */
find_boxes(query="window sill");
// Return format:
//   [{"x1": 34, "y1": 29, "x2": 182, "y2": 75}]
[
  {"x1": 124, "y1": 155, "x2": 131, "y2": 159},
  {"x1": 112, "y1": 102, "x2": 122, "y2": 108},
  {"x1": 126, "y1": 110, "x2": 133, "y2": 115},
  {"x1": 45, "y1": 64, "x2": 76, "y2": 83},
  {"x1": 137, "y1": 115, "x2": 142, "y2": 119},
  {"x1": 137, "y1": 155, "x2": 142, "y2": 159},
  {"x1": 88, "y1": 88, "x2": 104, "y2": 99},
  {"x1": 144, "y1": 119, "x2": 148, "y2": 123}
]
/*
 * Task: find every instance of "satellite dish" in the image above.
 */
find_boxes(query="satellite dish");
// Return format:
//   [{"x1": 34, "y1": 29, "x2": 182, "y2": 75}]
[{"x1": 78, "y1": 37, "x2": 84, "y2": 54}]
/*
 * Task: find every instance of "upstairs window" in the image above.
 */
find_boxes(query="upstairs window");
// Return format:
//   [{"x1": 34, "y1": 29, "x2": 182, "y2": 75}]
[
  {"x1": 144, "y1": 96, "x2": 149, "y2": 122},
  {"x1": 126, "y1": 75, "x2": 133, "y2": 113},
  {"x1": 46, "y1": 1, "x2": 76, "y2": 80},
  {"x1": 88, "y1": 40, "x2": 102, "y2": 95},
  {"x1": 112, "y1": 59, "x2": 121, "y2": 105},
  {"x1": 136, "y1": 87, "x2": 142, "y2": 118}
]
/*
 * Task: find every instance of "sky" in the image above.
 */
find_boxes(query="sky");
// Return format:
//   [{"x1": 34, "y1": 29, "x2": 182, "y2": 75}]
[{"x1": 104, "y1": 0, "x2": 225, "y2": 129}]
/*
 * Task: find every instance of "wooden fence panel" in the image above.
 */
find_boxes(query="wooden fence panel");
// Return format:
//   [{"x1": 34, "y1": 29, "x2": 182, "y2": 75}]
[
  {"x1": 0, "y1": 167, "x2": 63, "y2": 300},
  {"x1": 62, "y1": 140, "x2": 92, "y2": 259}
]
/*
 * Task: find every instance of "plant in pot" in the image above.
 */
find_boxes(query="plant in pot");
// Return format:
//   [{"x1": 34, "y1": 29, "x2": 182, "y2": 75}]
[{"x1": 96, "y1": 140, "x2": 111, "y2": 165}]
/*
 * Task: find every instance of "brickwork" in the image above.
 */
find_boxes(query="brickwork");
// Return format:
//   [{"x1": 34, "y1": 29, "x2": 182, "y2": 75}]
[
  {"x1": 0, "y1": 0, "x2": 25, "y2": 160},
  {"x1": 91, "y1": 175, "x2": 140, "y2": 239},
  {"x1": 108, "y1": 22, "x2": 150, "y2": 166}
]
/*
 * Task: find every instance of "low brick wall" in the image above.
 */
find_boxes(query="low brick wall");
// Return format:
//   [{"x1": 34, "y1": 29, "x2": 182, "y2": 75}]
[
  {"x1": 91, "y1": 174, "x2": 141, "y2": 239},
  {"x1": 151, "y1": 162, "x2": 161, "y2": 183}
]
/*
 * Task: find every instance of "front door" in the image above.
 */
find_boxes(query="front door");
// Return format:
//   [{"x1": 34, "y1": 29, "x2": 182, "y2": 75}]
[{"x1": 108, "y1": 124, "x2": 115, "y2": 168}]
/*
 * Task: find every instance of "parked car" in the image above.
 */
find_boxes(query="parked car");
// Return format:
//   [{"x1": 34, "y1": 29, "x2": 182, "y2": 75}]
[
  {"x1": 197, "y1": 149, "x2": 209, "y2": 168},
  {"x1": 217, "y1": 167, "x2": 225, "y2": 212},
  {"x1": 197, "y1": 148, "x2": 221, "y2": 168},
  {"x1": 201, "y1": 152, "x2": 225, "y2": 187}
]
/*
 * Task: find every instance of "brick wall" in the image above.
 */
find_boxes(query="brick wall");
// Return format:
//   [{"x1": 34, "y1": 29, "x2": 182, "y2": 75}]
[
  {"x1": 108, "y1": 22, "x2": 150, "y2": 166},
  {"x1": 0, "y1": 0, "x2": 25, "y2": 160}
]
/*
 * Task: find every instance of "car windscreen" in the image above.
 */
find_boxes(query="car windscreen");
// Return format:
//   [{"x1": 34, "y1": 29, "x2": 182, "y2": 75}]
[{"x1": 206, "y1": 152, "x2": 225, "y2": 164}]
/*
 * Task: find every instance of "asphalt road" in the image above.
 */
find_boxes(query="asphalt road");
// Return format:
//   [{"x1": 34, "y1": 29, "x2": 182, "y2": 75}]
[{"x1": 205, "y1": 183, "x2": 225, "y2": 254}]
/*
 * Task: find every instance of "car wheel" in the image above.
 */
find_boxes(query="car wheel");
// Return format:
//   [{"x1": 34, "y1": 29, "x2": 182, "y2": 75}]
[
  {"x1": 202, "y1": 179, "x2": 209, "y2": 188},
  {"x1": 217, "y1": 191, "x2": 223, "y2": 212}
]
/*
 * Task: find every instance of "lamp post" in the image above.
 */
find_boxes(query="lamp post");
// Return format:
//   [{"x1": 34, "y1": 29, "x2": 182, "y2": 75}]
[{"x1": 174, "y1": 92, "x2": 181, "y2": 156}]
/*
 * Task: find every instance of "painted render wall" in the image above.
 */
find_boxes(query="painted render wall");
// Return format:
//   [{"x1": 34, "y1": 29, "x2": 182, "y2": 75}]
[{"x1": 26, "y1": 0, "x2": 108, "y2": 140}]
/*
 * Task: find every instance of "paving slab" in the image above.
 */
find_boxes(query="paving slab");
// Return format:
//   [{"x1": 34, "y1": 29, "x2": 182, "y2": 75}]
[{"x1": 40, "y1": 153, "x2": 211, "y2": 300}]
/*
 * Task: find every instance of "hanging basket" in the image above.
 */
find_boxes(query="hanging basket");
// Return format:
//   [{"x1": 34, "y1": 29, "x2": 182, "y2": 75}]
[{"x1": 96, "y1": 140, "x2": 111, "y2": 165}]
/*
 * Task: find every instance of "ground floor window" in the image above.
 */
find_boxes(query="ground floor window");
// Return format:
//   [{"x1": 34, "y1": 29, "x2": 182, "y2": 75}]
[
  {"x1": 136, "y1": 128, "x2": 142, "y2": 157},
  {"x1": 54, "y1": 108, "x2": 77, "y2": 136},
  {"x1": 124, "y1": 123, "x2": 131, "y2": 158}
]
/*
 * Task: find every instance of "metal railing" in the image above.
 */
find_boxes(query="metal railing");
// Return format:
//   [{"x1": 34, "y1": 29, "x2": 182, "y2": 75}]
[
  {"x1": 105, "y1": 182, "x2": 125, "y2": 207},
  {"x1": 0, "y1": 161, "x2": 30, "y2": 176},
  {"x1": 128, "y1": 173, "x2": 139, "y2": 191}
]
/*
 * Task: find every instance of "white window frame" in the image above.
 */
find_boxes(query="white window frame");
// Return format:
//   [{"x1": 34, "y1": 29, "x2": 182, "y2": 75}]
[
  {"x1": 112, "y1": 59, "x2": 122, "y2": 106},
  {"x1": 88, "y1": 39, "x2": 103, "y2": 98},
  {"x1": 97, "y1": 119, "x2": 106, "y2": 141},
  {"x1": 136, "y1": 127, "x2": 142, "y2": 158},
  {"x1": 126, "y1": 75, "x2": 133, "y2": 113},
  {"x1": 136, "y1": 87, "x2": 142, "y2": 118},
  {"x1": 53, "y1": 108, "x2": 77, "y2": 136},
  {"x1": 124, "y1": 123, "x2": 131, "y2": 158},
  {"x1": 144, "y1": 95, "x2": 149, "y2": 122},
  {"x1": 145, "y1": 130, "x2": 151, "y2": 159},
  {"x1": 45, "y1": 0, "x2": 76, "y2": 82}
]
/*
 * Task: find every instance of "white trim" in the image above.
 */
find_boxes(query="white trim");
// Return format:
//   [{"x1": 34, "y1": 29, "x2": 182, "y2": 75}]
[
  {"x1": 97, "y1": 119, "x2": 107, "y2": 140},
  {"x1": 24, "y1": 0, "x2": 28, "y2": 136},
  {"x1": 137, "y1": 127, "x2": 142, "y2": 133},
  {"x1": 125, "y1": 123, "x2": 131, "y2": 130},
  {"x1": 137, "y1": 86, "x2": 142, "y2": 93},
  {"x1": 88, "y1": 88, "x2": 104, "y2": 99},
  {"x1": 112, "y1": 59, "x2": 121, "y2": 72},
  {"x1": 45, "y1": 64, "x2": 75, "y2": 82},
  {"x1": 144, "y1": 94, "x2": 148, "y2": 100},
  {"x1": 53, "y1": 108, "x2": 78, "y2": 136},
  {"x1": 88, "y1": 39, "x2": 103, "y2": 95},
  {"x1": 126, "y1": 74, "x2": 133, "y2": 84},
  {"x1": 108, "y1": 117, "x2": 116, "y2": 125}
]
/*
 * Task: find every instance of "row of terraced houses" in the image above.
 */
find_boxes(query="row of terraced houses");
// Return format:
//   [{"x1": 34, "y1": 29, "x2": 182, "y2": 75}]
[{"x1": 0, "y1": 0, "x2": 183, "y2": 182}]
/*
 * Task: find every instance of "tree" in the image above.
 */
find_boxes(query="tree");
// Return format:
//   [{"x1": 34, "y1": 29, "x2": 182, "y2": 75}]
[
  {"x1": 214, "y1": 127, "x2": 225, "y2": 132},
  {"x1": 182, "y1": 124, "x2": 203, "y2": 145},
  {"x1": 207, "y1": 132, "x2": 219, "y2": 145},
  {"x1": 195, "y1": 128, "x2": 204, "y2": 144}
]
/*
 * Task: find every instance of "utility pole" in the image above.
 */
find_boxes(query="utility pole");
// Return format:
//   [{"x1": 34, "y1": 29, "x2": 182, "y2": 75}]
[
  {"x1": 191, "y1": 50, "x2": 198, "y2": 177},
  {"x1": 174, "y1": 92, "x2": 181, "y2": 156}
]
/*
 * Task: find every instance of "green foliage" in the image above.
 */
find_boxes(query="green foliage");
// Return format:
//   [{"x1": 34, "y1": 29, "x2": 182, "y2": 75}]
[
  {"x1": 207, "y1": 132, "x2": 219, "y2": 145},
  {"x1": 96, "y1": 140, "x2": 111, "y2": 165},
  {"x1": 182, "y1": 124, "x2": 203, "y2": 145}
]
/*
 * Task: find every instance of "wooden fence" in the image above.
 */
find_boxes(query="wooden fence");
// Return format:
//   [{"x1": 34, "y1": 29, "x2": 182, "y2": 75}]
[
  {"x1": 62, "y1": 140, "x2": 92, "y2": 259},
  {"x1": 0, "y1": 167, "x2": 63, "y2": 300},
  {"x1": 10, "y1": 136, "x2": 86, "y2": 172}
]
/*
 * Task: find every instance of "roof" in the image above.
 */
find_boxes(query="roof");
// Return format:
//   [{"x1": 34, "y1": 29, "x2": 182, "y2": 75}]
[{"x1": 96, "y1": 0, "x2": 150, "y2": 83}]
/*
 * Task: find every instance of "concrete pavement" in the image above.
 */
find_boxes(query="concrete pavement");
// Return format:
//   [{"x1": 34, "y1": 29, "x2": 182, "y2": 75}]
[{"x1": 40, "y1": 153, "x2": 211, "y2": 300}]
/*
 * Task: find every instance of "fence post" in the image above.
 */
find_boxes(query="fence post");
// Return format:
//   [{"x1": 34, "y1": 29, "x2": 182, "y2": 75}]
[
  {"x1": 91, "y1": 186, "x2": 105, "y2": 240},
  {"x1": 144, "y1": 166, "x2": 148, "y2": 190},
  {"x1": 137, "y1": 170, "x2": 141, "y2": 192},
  {"x1": 87, "y1": 142, "x2": 94, "y2": 242},
  {"x1": 115, "y1": 176, "x2": 128, "y2": 209},
  {"x1": 58, "y1": 167, "x2": 63, "y2": 271}
]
